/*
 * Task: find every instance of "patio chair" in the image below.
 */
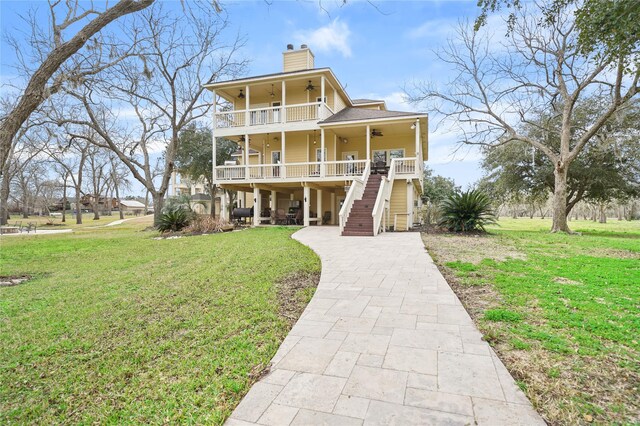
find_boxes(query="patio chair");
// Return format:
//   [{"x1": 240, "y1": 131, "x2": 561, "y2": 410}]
[
  {"x1": 322, "y1": 211, "x2": 331, "y2": 225},
  {"x1": 294, "y1": 208, "x2": 303, "y2": 225},
  {"x1": 275, "y1": 209, "x2": 287, "y2": 225}
]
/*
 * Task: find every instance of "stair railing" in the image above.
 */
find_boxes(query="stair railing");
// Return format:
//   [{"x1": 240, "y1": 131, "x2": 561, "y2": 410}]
[
  {"x1": 372, "y1": 158, "x2": 399, "y2": 235},
  {"x1": 339, "y1": 162, "x2": 370, "y2": 234}
]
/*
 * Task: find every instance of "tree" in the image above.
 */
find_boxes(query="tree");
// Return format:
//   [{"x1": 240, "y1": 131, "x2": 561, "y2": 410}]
[
  {"x1": 481, "y1": 99, "x2": 640, "y2": 219},
  {"x1": 475, "y1": 0, "x2": 640, "y2": 63},
  {"x1": 84, "y1": 144, "x2": 111, "y2": 220},
  {"x1": 174, "y1": 124, "x2": 237, "y2": 218},
  {"x1": 421, "y1": 166, "x2": 459, "y2": 225},
  {"x1": 62, "y1": 4, "x2": 245, "y2": 225},
  {"x1": 0, "y1": 0, "x2": 157, "y2": 171},
  {"x1": 406, "y1": 7, "x2": 639, "y2": 232}
]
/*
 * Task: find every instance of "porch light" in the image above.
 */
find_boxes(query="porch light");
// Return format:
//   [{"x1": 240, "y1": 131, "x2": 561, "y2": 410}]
[
  {"x1": 238, "y1": 89, "x2": 245, "y2": 99},
  {"x1": 313, "y1": 130, "x2": 317, "y2": 145},
  {"x1": 305, "y1": 80, "x2": 315, "y2": 91}
]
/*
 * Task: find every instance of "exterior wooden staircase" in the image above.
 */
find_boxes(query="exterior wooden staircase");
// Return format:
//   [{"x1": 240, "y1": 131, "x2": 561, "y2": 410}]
[{"x1": 342, "y1": 174, "x2": 384, "y2": 236}]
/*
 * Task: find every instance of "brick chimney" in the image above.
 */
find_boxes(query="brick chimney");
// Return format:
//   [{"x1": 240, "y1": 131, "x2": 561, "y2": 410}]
[{"x1": 283, "y1": 44, "x2": 315, "y2": 72}]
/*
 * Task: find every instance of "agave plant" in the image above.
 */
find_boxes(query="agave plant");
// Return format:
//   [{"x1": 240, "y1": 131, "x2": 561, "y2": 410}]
[
  {"x1": 438, "y1": 189, "x2": 497, "y2": 232},
  {"x1": 157, "y1": 207, "x2": 192, "y2": 233}
]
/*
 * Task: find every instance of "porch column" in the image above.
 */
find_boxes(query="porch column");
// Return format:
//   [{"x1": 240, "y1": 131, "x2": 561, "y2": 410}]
[
  {"x1": 320, "y1": 128, "x2": 326, "y2": 177},
  {"x1": 316, "y1": 189, "x2": 323, "y2": 226},
  {"x1": 244, "y1": 133, "x2": 249, "y2": 178},
  {"x1": 366, "y1": 124, "x2": 371, "y2": 162},
  {"x1": 245, "y1": 84, "x2": 250, "y2": 125},
  {"x1": 253, "y1": 187, "x2": 260, "y2": 226},
  {"x1": 212, "y1": 90, "x2": 217, "y2": 185},
  {"x1": 281, "y1": 131, "x2": 286, "y2": 178},
  {"x1": 330, "y1": 192, "x2": 336, "y2": 225},
  {"x1": 270, "y1": 190, "x2": 276, "y2": 224},
  {"x1": 303, "y1": 186, "x2": 310, "y2": 227},
  {"x1": 320, "y1": 75, "x2": 326, "y2": 118},
  {"x1": 281, "y1": 80, "x2": 286, "y2": 123},
  {"x1": 220, "y1": 191, "x2": 227, "y2": 220},
  {"x1": 414, "y1": 119, "x2": 420, "y2": 157}
]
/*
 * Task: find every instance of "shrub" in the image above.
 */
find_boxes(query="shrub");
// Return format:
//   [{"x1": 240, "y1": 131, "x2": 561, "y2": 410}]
[
  {"x1": 183, "y1": 216, "x2": 232, "y2": 234},
  {"x1": 157, "y1": 208, "x2": 191, "y2": 233},
  {"x1": 438, "y1": 189, "x2": 497, "y2": 232}
]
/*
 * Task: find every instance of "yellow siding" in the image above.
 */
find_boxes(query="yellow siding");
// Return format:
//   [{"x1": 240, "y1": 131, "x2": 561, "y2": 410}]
[
  {"x1": 389, "y1": 180, "x2": 408, "y2": 231},
  {"x1": 283, "y1": 49, "x2": 314, "y2": 72},
  {"x1": 334, "y1": 94, "x2": 346, "y2": 112},
  {"x1": 335, "y1": 135, "x2": 415, "y2": 161}
]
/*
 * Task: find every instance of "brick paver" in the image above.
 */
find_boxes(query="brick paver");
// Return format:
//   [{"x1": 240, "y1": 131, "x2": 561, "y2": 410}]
[{"x1": 226, "y1": 227, "x2": 544, "y2": 425}]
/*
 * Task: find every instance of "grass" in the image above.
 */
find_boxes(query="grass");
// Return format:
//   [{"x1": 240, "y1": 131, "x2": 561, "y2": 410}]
[
  {"x1": 0, "y1": 222, "x2": 320, "y2": 424},
  {"x1": 422, "y1": 218, "x2": 640, "y2": 425},
  {"x1": 6, "y1": 213, "x2": 145, "y2": 229}
]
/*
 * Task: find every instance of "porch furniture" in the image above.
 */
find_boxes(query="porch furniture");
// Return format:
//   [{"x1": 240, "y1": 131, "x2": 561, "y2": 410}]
[
  {"x1": 371, "y1": 160, "x2": 389, "y2": 174},
  {"x1": 23, "y1": 223, "x2": 37, "y2": 233},
  {"x1": 0, "y1": 226, "x2": 20, "y2": 235},
  {"x1": 294, "y1": 209, "x2": 303, "y2": 225},
  {"x1": 322, "y1": 211, "x2": 331, "y2": 225},
  {"x1": 232, "y1": 207, "x2": 253, "y2": 223},
  {"x1": 274, "y1": 209, "x2": 287, "y2": 225}
]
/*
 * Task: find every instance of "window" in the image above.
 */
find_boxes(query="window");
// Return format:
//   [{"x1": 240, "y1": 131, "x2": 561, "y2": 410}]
[
  {"x1": 389, "y1": 149, "x2": 404, "y2": 160},
  {"x1": 316, "y1": 148, "x2": 327, "y2": 162},
  {"x1": 373, "y1": 150, "x2": 387, "y2": 165}
]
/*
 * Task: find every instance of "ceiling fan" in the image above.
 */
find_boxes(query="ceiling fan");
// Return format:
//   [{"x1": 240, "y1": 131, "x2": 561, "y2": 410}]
[
  {"x1": 371, "y1": 129, "x2": 384, "y2": 137},
  {"x1": 305, "y1": 80, "x2": 315, "y2": 91}
]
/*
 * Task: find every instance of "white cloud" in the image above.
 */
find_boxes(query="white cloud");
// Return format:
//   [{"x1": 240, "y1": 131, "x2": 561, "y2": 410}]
[
  {"x1": 293, "y1": 18, "x2": 352, "y2": 58},
  {"x1": 406, "y1": 18, "x2": 457, "y2": 40}
]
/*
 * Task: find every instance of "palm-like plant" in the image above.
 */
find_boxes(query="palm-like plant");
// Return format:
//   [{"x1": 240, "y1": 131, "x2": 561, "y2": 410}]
[
  {"x1": 438, "y1": 189, "x2": 497, "y2": 232},
  {"x1": 157, "y1": 207, "x2": 191, "y2": 233}
]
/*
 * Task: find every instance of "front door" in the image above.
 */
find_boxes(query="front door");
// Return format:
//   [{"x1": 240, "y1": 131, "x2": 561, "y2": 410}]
[
  {"x1": 342, "y1": 151, "x2": 358, "y2": 175},
  {"x1": 271, "y1": 151, "x2": 281, "y2": 177},
  {"x1": 272, "y1": 101, "x2": 281, "y2": 123}
]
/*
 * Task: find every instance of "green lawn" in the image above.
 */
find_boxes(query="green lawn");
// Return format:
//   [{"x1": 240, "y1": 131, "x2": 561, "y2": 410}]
[
  {"x1": 423, "y1": 218, "x2": 640, "y2": 424},
  {"x1": 0, "y1": 223, "x2": 320, "y2": 424}
]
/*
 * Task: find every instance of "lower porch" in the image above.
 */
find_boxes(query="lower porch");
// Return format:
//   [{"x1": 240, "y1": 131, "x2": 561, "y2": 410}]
[{"x1": 220, "y1": 181, "x2": 348, "y2": 228}]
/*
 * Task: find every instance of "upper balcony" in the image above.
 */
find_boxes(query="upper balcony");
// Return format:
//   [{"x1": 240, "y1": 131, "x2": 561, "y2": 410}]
[
  {"x1": 214, "y1": 101, "x2": 334, "y2": 133},
  {"x1": 207, "y1": 69, "x2": 350, "y2": 137}
]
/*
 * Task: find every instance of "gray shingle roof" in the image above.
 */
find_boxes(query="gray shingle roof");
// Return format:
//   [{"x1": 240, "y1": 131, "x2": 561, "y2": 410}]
[{"x1": 320, "y1": 108, "x2": 423, "y2": 124}]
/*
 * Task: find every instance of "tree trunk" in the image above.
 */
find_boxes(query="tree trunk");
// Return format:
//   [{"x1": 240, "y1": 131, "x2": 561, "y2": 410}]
[
  {"x1": 550, "y1": 166, "x2": 571, "y2": 233},
  {"x1": 153, "y1": 193, "x2": 164, "y2": 226},
  {"x1": 62, "y1": 183, "x2": 67, "y2": 223},
  {"x1": 22, "y1": 195, "x2": 29, "y2": 218},
  {"x1": 599, "y1": 204, "x2": 607, "y2": 223},
  {"x1": 75, "y1": 186, "x2": 83, "y2": 224},
  {"x1": 113, "y1": 178, "x2": 124, "y2": 220},
  {"x1": 92, "y1": 200, "x2": 100, "y2": 220},
  {"x1": 0, "y1": 168, "x2": 10, "y2": 225}
]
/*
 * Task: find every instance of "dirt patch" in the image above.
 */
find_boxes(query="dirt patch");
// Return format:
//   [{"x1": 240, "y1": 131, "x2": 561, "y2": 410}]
[
  {"x1": 422, "y1": 232, "x2": 526, "y2": 265},
  {"x1": 553, "y1": 277, "x2": 583, "y2": 285},
  {"x1": 0, "y1": 275, "x2": 32, "y2": 287},
  {"x1": 276, "y1": 271, "x2": 320, "y2": 326}
]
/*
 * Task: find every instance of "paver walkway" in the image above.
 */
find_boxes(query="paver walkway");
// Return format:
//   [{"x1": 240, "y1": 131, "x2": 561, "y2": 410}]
[{"x1": 226, "y1": 227, "x2": 544, "y2": 426}]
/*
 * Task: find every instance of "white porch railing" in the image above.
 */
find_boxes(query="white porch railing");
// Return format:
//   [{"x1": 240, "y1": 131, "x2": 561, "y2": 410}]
[
  {"x1": 339, "y1": 162, "x2": 371, "y2": 234},
  {"x1": 215, "y1": 159, "x2": 368, "y2": 182},
  {"x1": 214, "y1": 102, "x2": 334, "y2": 129}
]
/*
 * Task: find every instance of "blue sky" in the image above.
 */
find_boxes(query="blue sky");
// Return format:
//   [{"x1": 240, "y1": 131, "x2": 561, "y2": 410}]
[{"x1": 1, "y1": 0, "x2": 485, "y2": 189}]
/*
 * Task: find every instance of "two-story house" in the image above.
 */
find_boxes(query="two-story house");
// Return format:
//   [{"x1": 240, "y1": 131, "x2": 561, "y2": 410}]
[{"x1": 206, "y1": 44, "x2": 427, "y2": 236}]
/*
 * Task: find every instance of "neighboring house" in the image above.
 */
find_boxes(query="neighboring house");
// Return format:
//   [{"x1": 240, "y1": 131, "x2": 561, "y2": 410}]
[
  {"x1": 206, "y1": 44, "x2": 427, "y2": 236},
  {"x1": 119, "y1": 199, "x2": 146, "y2": 215},
  {"x1": 80, "y1": 195, "x2": 118, "y2": 212},
  {"x1": 170, "y1": 171, "x2": 223, "y2": 216}
]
